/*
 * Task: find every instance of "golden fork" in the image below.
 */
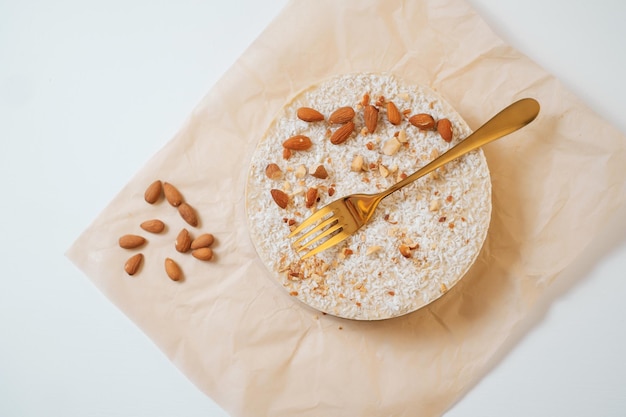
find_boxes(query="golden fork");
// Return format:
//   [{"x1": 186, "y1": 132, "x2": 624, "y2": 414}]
[{"x1": 289, "y1": 98, "x2": 540, "y2": 259}]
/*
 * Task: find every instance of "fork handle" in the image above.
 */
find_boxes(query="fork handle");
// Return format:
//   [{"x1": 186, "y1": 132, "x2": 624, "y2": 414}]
[{"x1": 380, "y1": 98, "x2": 540, "y2": 199}]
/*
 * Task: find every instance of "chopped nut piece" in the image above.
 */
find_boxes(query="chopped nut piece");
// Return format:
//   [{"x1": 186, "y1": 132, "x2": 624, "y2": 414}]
[
  {"x1": 351, "y1": 155, "x2": 364, "y2": 172},
  {"x1": 383, "y1": 213, "x2": 398, "y2": 224},
  {"x1": 265, "y1": 163, "x2": 283, "y2": 180},
  {"x1": 270, "y1": 189, "x2": 289, "y2": 209},
  {"x1": 361, "y1": 92, "x2": 370, "y2": 106},
  {"x1": 399, "y1": 244, "x2": 412, "y2": 258},
  {"x1": 366, "y1": 245, "x2": 382, "y2": 255},
  {"x1": 397, "y1": 129, "x2": 408, "y2": 143},
  {"x1": 438, "y1": 216, "x2": 447, "y2": 222},
  {"x1": 328, "y1": 187, "x2": 336, "y2": 197},
  {"x1": 365, "y1": 141, "x2": 375, "y2": 151},
  {"x1": 429, "y1": 199, "x2": 441, "y2": 212},
  {"x1": 388, "y1": 290, "x2": 396, "y2": 296},
  {"x1": 311, "y1": 165, "x2": 329, "y2": 179},
  {"x1": 295, "y1": 164, "x2": 307, "y2": 178},
  {"x1": 282, "y1": 148, "x2": 292, "y2": 160},
  {"x1": 289, "y1": 291, "x2": 299, "y2": 296},
  {"x1": 382, "y1": 137, "x2": 402, "y2": 156},
  {"x1": 379, "y1": 164, "x2": 390, "y2": 178}
]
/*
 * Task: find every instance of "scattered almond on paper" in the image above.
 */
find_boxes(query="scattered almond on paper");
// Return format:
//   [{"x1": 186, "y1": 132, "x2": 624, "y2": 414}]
[{"x1": 119, "y1": 181, "x2": 217, "y2": 280}]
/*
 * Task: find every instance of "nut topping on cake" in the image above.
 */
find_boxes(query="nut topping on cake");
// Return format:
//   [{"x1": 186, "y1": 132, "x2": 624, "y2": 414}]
[
  {"x1": 296, "y1": 107, "x2": 325, "y2": 122},
  {"x1": 328, "y1": 106, "x2": 355, "y2": 124},
  {"x1": 283, "y1": 135, "x2": 312, "y2": 150}
]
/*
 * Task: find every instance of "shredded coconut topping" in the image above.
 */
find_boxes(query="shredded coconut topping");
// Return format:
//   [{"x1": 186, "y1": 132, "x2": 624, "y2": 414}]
[{"x1": 245, "y1": 73, "x2": 491, "y2": 320}]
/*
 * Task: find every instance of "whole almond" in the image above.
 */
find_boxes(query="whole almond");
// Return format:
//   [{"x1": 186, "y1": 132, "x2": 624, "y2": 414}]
[
  {"x1": 305, "y1": 187, "x2": 318, "y2": 208},
  {"x1": 118, "y1": 234, "x2": 146, "y2": 249},
  {"x1": 163, "y1": 182, "x2": 184, "y2": 207},
  {"x1": 265, "y1": 163, "x2": 283, "y2": 180},
  {"x1": 311, "y1": 165, "x2": 329, "y2": 179},
  {"x1": 330, "y1": 121, "x2": 355, "y2": 145},
  {"x1": 191, "y1": 233, "x2": 215, "y2": 249},
  {"x1": 192, "y1": 247, "x2": 214, "y2": 261},
  {"x1": 437, "y1": 118, "x2": 453, "y2": 142},
  {"x1": 270, "y1": 189, "x2": 289, "y2": 209},
  {"x1": 387, "y1": 101, "x2": 402, "y2": 125},
  {"x1": 140, "y1": 219, "x2": 165, "y2": 234},
  {"x1": 178, "y1": 203, "x2": 198, "y2": 227},
  {"x1": 364, "y1": 105, "x2": 379, "y2": 133},
  {"x1": 409, "y1": 113, "x2": 436, "y2": 130},
  {"x1": 175, "y1": 228, "x2": 192, "y2": 253},
  {"x1": 144, "y1": 180, "x2": 162, "y2": 204},
  {"x1": 328, "y1": 106, "x2": 355, "y2": 124},
  {"x1": 164, "y1": 258, "x2": 183, "y2": 281},
  {"x1": 124, "y1": 253, "x2": 143, "y2": 276},
  {"x1": 297, "y1": 107, "x2": 325, "y2": 122},
  {"x1": 283, "y1": 135, "x2": 312, "y2": 151}
]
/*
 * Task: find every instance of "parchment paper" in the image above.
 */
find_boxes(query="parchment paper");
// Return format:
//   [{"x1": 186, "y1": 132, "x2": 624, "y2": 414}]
[{"x1": 66, "y1": 0, "x2": 626, "y2": 416}]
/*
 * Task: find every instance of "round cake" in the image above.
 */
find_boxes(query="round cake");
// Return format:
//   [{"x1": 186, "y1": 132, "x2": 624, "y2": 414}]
[{"x1": 245, "y1": 73, "x2": 491, "y2": 320}]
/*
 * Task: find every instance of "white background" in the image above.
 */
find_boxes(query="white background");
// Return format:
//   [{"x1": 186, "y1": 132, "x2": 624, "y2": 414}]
[{"x1": 1, "y1": 0, "x2": 625, "y2": 416}]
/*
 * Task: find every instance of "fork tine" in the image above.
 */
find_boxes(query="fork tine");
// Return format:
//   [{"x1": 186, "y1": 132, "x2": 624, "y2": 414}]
[
  {"x1": 291, "y1": 215, "x2": 338, "y2": 247},
  {"x1": 296, "y1": 222, "x2": 343, "y2": 252},
  {"x1": 300, "y1": 230, "x2": 351, "y2": 260},
  {"x1": 288, "y1": 205, "x2": 333, "y2": 237}
]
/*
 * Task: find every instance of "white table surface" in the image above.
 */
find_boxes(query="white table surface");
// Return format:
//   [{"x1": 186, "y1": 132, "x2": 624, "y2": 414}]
[{"x1": 1, "y1": 1, "x2": 625, "y2": 416}]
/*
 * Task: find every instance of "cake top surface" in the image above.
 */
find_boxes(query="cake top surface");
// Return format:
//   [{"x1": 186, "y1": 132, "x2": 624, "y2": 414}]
[{"x1": 246, "y1": 73, "x2": 491, "y2": 320}]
